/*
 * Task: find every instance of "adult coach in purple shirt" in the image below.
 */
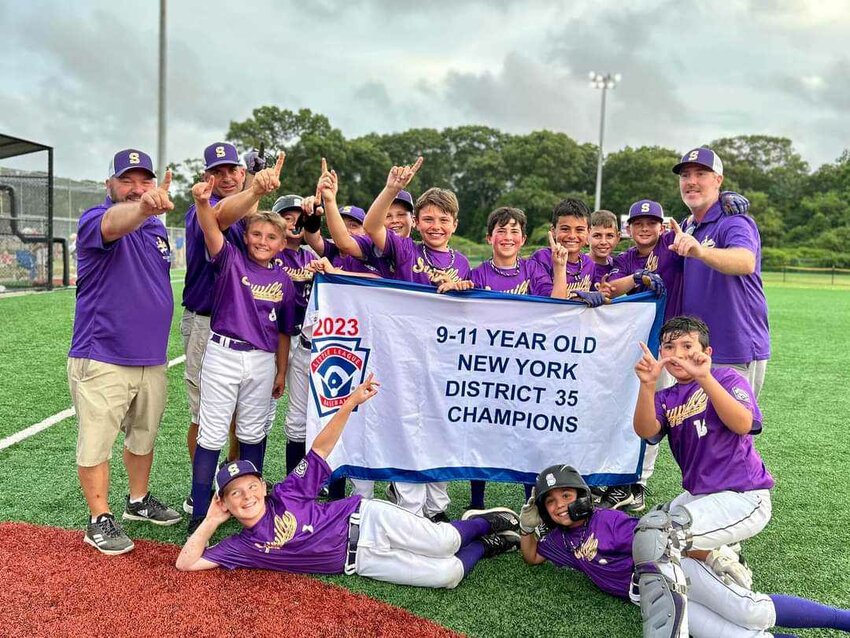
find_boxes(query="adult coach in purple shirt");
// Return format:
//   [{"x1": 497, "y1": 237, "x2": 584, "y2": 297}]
[
  {"x1": 68, "y1": 149, "x2": 181, "y2": 556},
  {"x1": 669, "y1": 147, "x2": 770, "y2": 396}
]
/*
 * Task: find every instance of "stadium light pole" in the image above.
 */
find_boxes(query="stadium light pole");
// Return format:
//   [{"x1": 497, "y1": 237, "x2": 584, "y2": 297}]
[
  {"x1": 157, "y1": 0, "x2": 167, "y2": 208},
  {"x1": 589, "y1": 71, "x2": 621, "y2": 211}
]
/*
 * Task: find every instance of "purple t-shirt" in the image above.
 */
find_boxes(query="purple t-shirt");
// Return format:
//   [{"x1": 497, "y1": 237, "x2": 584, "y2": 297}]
[
  {"x1": 469, "y1": 258, "x2": 553, "y2": 296},
  {"x1": 210, "y1": 242, "x2": 299, "y2": 352},
  {"x1": 538, "y1": 508, "x2": 639, "y2": 599},
  {"x1": 380, "y1": 231, "x2": 471, "y2": 286},
  {"x1": 530, "y1": 249, "x2": 595, "y2": 294},
  {"x1": 203, "y1": 451, "x2": 361, "y2": 574},
  {"x1": 680, "y1": 202, "x2": 770, "y2": 364},
  {"x1": 69, "y1": 197, "x2": 173, "y2": 366},
  {"x1": 650, "y1": 367, "x2": 774, "y2": 495},
  {"x1": 591, "y1": 259, "x2": 621, "y2": 286},
  {"x1": 612, "y1": 232, "x2": 683, "y2": 320},
  {"x1": 182, "y1": 196, "x2": 247, "y2": 315},
  {"x1": 274, "y1": 246, "x2": 317, "y2": 328}
]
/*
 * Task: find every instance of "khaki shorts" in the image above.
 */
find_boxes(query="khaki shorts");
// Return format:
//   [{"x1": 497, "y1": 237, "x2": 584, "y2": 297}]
[
  {"x1": 180, "y1": 309, "x2": 211, "y2": 422},
  {"x1": 68, "y1": 357, "x2": 167, "y2": 467}
]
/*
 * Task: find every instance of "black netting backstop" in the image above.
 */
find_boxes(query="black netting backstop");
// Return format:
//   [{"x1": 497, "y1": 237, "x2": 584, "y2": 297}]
[{"x1": 0, "y1": 134, "x2": 65, "y2": 291}]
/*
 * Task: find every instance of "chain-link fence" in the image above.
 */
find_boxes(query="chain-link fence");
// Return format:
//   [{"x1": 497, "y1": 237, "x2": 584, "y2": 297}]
[{"x1": 1, "y1": 163, "x2": 187, "y2": 290}]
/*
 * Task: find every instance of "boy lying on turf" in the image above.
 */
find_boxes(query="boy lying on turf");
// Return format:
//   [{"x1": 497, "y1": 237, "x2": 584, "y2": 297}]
[
  {"x1": 520, "y1": 464, "x2": 850, "y2": 638},
  {"x1": 176, "y1": 375, "x2": 522, "y2": 589}
]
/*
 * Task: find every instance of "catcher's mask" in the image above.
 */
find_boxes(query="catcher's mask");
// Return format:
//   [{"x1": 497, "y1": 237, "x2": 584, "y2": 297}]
[{"x1": 534, "y1": 464, "x2": 593, "y2": 526}]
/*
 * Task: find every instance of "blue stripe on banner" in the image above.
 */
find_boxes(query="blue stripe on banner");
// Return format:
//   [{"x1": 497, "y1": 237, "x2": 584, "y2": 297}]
[
  {"x1": 329, "y1": 466, "x2": 640, "y2": 486},
  {"x1": 315, "y1": 272, "x2": 667, "y2": 312}
]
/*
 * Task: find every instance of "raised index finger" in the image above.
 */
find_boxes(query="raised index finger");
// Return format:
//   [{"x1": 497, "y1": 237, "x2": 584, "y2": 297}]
[
  {"x1": 321, "y1": 157, "x2": 328, "y2": 174},
  {"x1": 160, "y1": 169, "x2": 172, "y2": 192},
  {"x1": 548, "y1": 230, "x2": 557, "y2": 249},
  {"x1": 670, "y1": 218, "x2": 683, "y2": 234},
  {"x1": 409, "y1": 155, "x2": 424, "y2": 176},
  {"x1": 274, "y1": 152, "x2": 286, "y2": 174},
  {"x1": 638, "y1": 341, "x2": 655, "y2": 357}
]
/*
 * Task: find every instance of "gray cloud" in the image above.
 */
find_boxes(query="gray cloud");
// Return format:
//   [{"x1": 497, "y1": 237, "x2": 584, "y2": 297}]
[{"x1": 1, "y1": 0, "x2": 848, "y2": 181}]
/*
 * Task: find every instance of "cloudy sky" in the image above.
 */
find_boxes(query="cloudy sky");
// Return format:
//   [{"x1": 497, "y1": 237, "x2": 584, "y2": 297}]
[{"x1": 1, "y1": 0, "x2": 848, "y2": 181}]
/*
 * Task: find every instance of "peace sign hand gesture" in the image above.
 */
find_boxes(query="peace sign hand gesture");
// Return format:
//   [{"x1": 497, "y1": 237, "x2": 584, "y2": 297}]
[
  {"x1": 634, "y1": 341, "x2": 668, "y2": 385},
  {"x1": 549, "y1": 230, "x2": 568, "y2": 268}
]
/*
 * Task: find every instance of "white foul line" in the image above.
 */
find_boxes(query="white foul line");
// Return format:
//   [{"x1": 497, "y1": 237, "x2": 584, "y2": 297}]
[{"x1": 0, "y1": 354, "x2": 186, "y2": 452}]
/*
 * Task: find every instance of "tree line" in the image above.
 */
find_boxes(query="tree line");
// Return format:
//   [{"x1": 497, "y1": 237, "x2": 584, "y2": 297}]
[{"x1": 167, "y1": 106, "x2": 850, "y2": 267}]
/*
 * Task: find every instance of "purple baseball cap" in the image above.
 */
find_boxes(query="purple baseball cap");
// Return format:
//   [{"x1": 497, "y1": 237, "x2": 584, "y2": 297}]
[
  {"x1": 204, "y1": 142, "x2": 242, "y2": 171},
  {"x1": 393, "y1": 190, "x2": 415, "y2": 212},
  {"x1": 627, "y1": 199, "x2": 664, "y2": 223},
  {"x1": 339, "y1": 205, "x2": 366, "y2": 224},
  {"x1": 109, "y1": 149, "x2": 155, "y2": 179},
  {"x1": 214, "y1": 459, "x2": 262, "y2": 496},
  {"x1": 672, "y1": 147, "x2": 724, "y2": 176}
]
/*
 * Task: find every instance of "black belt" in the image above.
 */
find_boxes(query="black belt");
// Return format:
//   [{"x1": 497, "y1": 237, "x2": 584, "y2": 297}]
[
  {"x1": 344, "y1": 506, "x2": 361, "y2": 575},
  {"x1": 210, "y1": 332, "x2": 257, "y2": 352},
  {"x1": 299, "y1": 334, "x2": 311, "y2": 349}
]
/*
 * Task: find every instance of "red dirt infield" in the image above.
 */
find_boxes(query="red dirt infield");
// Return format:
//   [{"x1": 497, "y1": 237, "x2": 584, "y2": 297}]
[{"x1": 0, "y1": 522, "x2": 462, "y2": 638}]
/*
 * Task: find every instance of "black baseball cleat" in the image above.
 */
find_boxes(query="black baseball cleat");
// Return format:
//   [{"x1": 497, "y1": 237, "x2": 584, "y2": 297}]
[
  {"x1": 599, "y1": 485, "x2": 635, "y2": 511},
  {"x1": 461, "y1": 507, "x2": 521, "y2": 537},
  {"x1": 479, "y1": 532, "x2": 520, "y2": 558},
  {"x1": 626, "y1": 484, "x2": 648, "y2": 513}
]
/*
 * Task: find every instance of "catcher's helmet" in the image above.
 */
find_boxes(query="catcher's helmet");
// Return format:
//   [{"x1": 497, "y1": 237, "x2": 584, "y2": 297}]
[
  {"x1": 534, "y1": 464, "x2": 593, "y2": 525},
  {"x1": 272, "y1": 194, "x2": 303, "y2": 215},
  {"x1": 272, "y1": 194, "x2": 306, "y2": 233}
]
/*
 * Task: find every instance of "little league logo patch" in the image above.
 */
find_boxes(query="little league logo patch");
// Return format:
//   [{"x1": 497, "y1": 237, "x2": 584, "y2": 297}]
[
  {"x1": 309, "y1": 336, "x2": 371, "y2": 418},
  {"x1": 732, "y1": 387, "x2": 751, "y2": 403}
]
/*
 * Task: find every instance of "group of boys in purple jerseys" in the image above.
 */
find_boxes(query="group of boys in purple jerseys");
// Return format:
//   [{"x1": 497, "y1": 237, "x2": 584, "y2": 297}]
[{"x1": 68, "y1": 143, "x2": 850, "y2": 637}]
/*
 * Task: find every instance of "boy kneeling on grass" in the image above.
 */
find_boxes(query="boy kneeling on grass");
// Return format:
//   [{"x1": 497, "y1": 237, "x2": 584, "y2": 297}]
[{"x1": 176, "y1": 374, "x2": 521, "y2": 589}]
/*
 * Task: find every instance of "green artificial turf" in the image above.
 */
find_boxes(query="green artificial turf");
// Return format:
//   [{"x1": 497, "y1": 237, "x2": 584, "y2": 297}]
[{"x1": 0, "y1": 282, "x2": 848, "y2": 637}]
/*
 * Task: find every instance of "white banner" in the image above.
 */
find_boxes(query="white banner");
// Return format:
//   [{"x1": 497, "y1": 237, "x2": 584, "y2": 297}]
[{"x1": 305, "y1": 275, "x2": 664, "y2": 486}]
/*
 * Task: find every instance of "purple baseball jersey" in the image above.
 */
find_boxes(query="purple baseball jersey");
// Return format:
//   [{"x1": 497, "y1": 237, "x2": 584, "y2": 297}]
[
  {"x1": 69, "y1": 198, "x2": 173, "y2": 366},
  {"x1": 182, "y1": 196, "x2": 247, "y2": 315},
  {"x1": 203, "y1": 450, "x2": 361, "y2": 574},
  {"x1": 612, "y1": 231, "x2": 683, "y2": 320},
  {"x1": 591, "y1": 259, "x2": 621, "y2": 287},
  {"x1": 650, "y1": 367, "x2": 774, "y2": 495},
  {"x1": 530, "y1": 249, "x2": 595, "y2": 294},
  {"x1": 321, "y1": 238, "x2": 383, "y2": 276},
  {"x1": 209, "y1": 242, "x2": 299, "y2": 351},
  {"x1": 349, "y1": 233, "x2": 396, "y2": 279},
  {"x1": 380, "y1": 231, "x2": 471, "y2": 286},
  {"x1": 274, "y1": 246, "x2": 317, "y2": 327},
  {"x1": 680, "y1": 202, "x2": 770, "y2": 364},
  {"x1": 538, "y1": 508, "x2": 639, "y2": 599},
  {"x1": 469, "y1": 258, "x2": 553, "y2": 296}
]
